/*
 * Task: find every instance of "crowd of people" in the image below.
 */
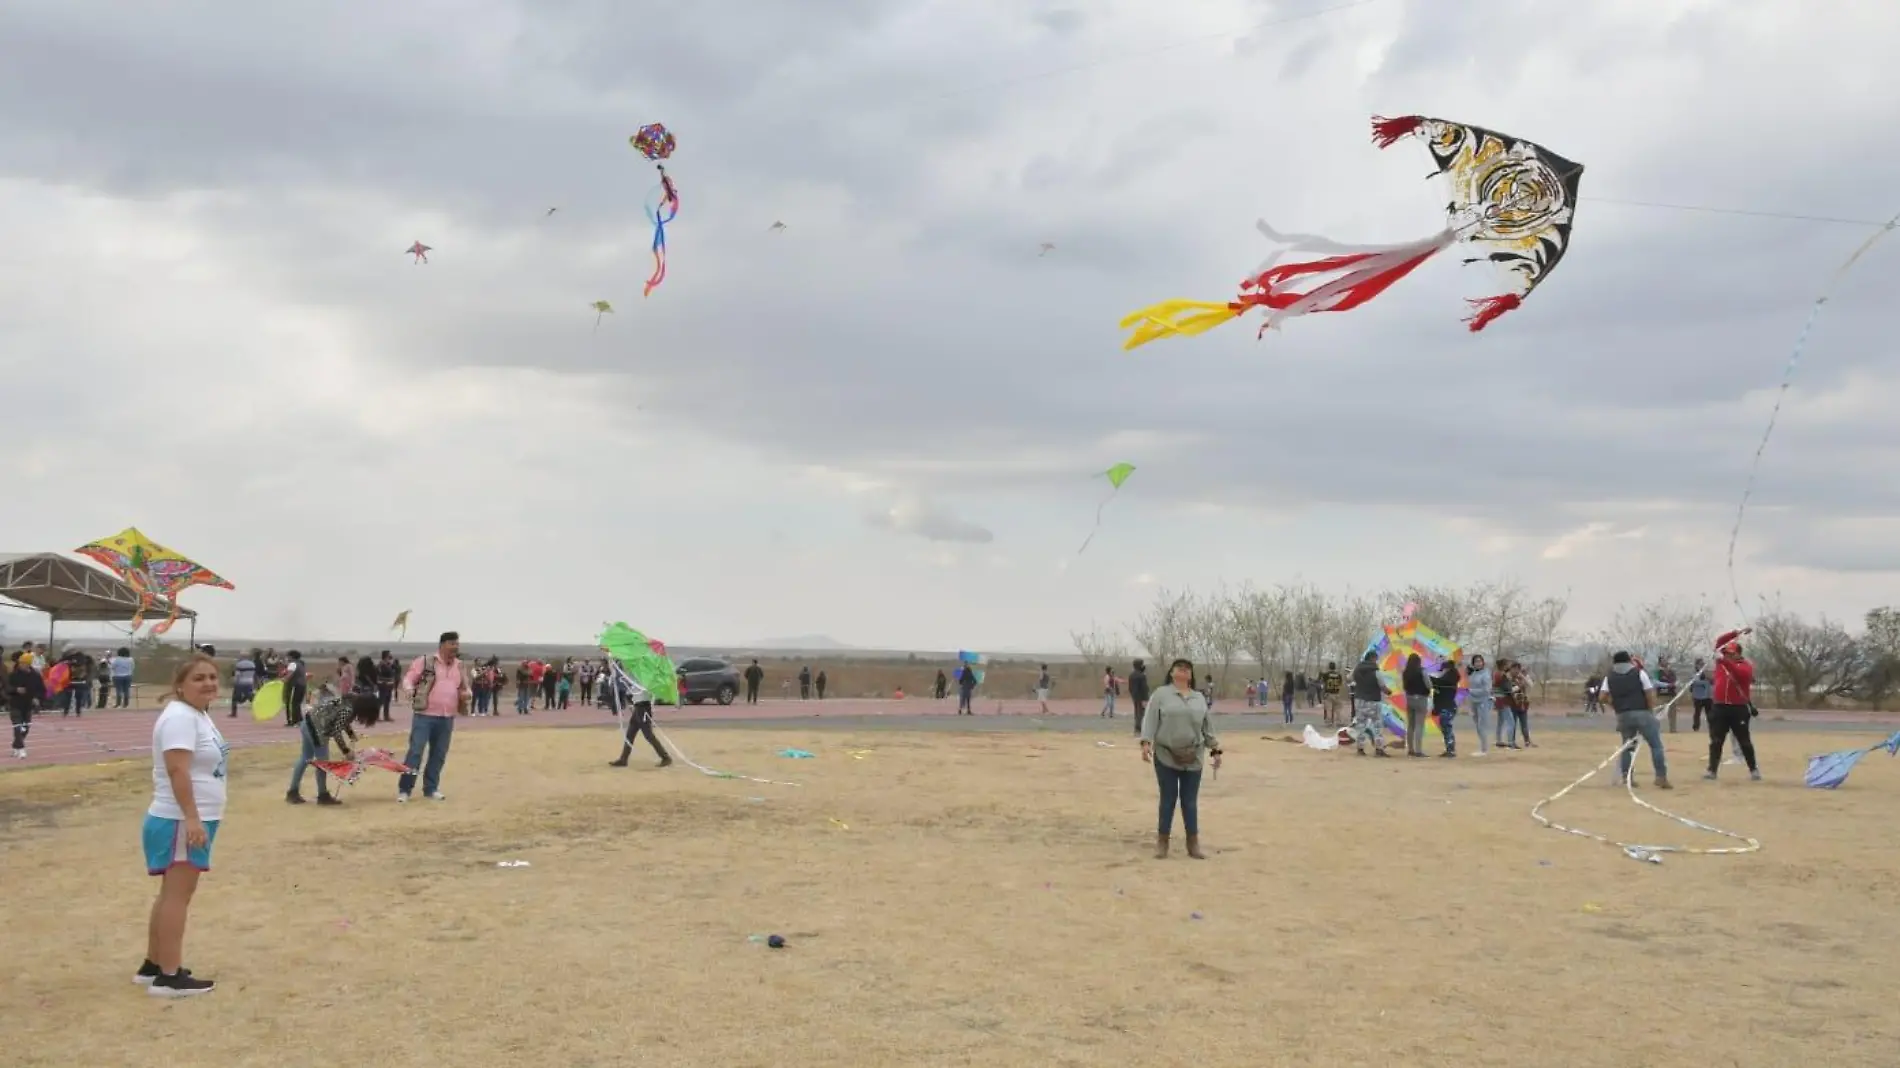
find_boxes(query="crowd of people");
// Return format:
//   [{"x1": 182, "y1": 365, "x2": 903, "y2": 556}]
[{"x1": 105, "y1": 619, "x2": 1771, "y2": 996}]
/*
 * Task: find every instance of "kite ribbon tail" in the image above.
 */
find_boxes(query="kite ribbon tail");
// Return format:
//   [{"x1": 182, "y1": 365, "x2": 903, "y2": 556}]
[
  {"x1": 1118, "y1": 300, "x2": 1240, "y2": 351},
  {"x1": 1076, "y1": 486, "x2": 1120, "y2": 555}
]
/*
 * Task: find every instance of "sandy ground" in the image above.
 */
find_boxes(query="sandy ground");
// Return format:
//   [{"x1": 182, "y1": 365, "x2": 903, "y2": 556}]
[{"x1": 3, "y1": 723, "x2": 1898, "y2": 1067}]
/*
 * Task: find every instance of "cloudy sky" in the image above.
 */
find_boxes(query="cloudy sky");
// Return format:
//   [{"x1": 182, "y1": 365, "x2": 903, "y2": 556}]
[{"x1": 2, "y1": 0, "x2": 1897, "y2": 651}]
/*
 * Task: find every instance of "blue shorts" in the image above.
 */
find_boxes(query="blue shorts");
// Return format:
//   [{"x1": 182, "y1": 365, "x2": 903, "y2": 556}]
[{"x1": 142, "y1": 814, "x2": 221, "y2": 875}]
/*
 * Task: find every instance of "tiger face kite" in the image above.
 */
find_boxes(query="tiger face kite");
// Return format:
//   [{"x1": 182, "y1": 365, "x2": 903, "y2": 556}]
[{"x1": 1121, "y1": 115, "x2": 1582, "y2": 349}]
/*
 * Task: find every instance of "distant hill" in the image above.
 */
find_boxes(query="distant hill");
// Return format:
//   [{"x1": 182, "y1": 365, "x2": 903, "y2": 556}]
[{"x1": 740, "y1": 634, "x2": 856, "y2": 651}]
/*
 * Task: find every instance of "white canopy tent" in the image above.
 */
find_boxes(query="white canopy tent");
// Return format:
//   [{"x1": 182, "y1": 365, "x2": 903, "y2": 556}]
[{"x1": 0, "y1": 552, "x2": 198, "y2": 647}]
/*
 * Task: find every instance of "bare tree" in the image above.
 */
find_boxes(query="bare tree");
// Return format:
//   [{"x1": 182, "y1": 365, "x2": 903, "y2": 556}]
[
  {"x1": 1186, "y1": 587, "x2": 1244, "y2": 697},
  {"x1": 1469, "y1": 577, "x2": 1531, "y2": 660},
  {"x1": 1601, "y1": 598, "x2": 1713, "y2": 669},
  {"x1": 1283, "y1": 583, "x2": 1333, "y2": 676},
  {"x1": 1859, "y1": 607, "x2": 1900, "y2": 710},
  {"x1": 1070, "y1": 620, "x2": 1129, "y2": 669},
  {"x1": 1233, "y1": 583, "x2": 1288, "y2": 678},
  {"x1": 1128, "y1": 587, "x2": 1193, "y2": 666},
  {"x1": 1521, "y1": 593, "x2": 1570, "y2": 701},
  {"x1": 1752, "y1": 606, "x2": 1864, "y2": 708},
  {"x1": 1395, "y1": 583, "x2": 1486, "y2": 646},
  {"x1": 1324, "y1": 591, "x2": 1381, "y2": 668}
]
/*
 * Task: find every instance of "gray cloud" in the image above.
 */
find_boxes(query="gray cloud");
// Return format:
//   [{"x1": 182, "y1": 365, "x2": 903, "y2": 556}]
[
  {"x1": 864, "y1": 499, "x2": 997, "y2": 544},
  {"x1": 2, "y1": 0, "x2": 1898, "y2": 644}
]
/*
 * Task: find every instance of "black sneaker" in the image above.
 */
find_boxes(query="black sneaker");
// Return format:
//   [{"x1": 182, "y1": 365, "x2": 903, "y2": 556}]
[
  {"x1": 147, "y1": 971, "x2": 215, "y2": 998},
  {"x1": 134, "y1": 960, "x2": 192, "y2": 986},
  {"x1": 286, "y1": 790, "x2": 306, "y2": 804},
  {"x1": 316, "y1": 793, "x2": 342, "y2": 806}
]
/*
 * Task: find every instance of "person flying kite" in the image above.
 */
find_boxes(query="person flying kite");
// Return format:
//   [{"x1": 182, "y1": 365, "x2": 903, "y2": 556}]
[{"x1": 1120, "y1": 115, "x2": 1582, "y2": 349}]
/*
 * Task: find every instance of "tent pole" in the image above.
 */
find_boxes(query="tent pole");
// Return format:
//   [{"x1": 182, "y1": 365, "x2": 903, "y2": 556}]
[
  {"x1": 48, "y1": 612, "x2": 56, "y2": 648},
  {"x1": 190, "y1": 618, "x2": 198, "y2": 651}
]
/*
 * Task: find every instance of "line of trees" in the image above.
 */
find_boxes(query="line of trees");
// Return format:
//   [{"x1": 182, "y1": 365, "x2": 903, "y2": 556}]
[{"x1": 1083, "y1": 580, "x2": 1900, "y2": 710}]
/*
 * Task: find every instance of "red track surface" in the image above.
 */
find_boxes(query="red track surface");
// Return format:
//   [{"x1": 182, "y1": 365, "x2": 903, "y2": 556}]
[{"x1": 2, "y1": 695, "x2": 1094, "y2": 770}]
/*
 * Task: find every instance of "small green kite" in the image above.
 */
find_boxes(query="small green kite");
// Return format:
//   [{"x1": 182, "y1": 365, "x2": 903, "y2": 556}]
[
  {"x1": 1077, "y1": 462, "x2": 1136, "y2": 554},
  {"x1": 591, "y1": 300, "x2": 614, "y2": 333},
  {"x1": 598, "y1": 621, "x2": 680, "y2": 705}
]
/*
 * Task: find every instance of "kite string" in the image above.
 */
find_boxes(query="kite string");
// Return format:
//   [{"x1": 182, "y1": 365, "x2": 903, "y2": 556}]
[
  {"x1": 1530, "y1": 692, "x2": 1760, "y2": 858},
  {"x1": 1725, "y1": 210, "x2": 1900, "y2": 622},
  {"x1": 1075, "y1": 484, "x2": 1119, "y2": 555},
  {"x1": 601, "y1": 657, "x2": 799, "y2": 787}
]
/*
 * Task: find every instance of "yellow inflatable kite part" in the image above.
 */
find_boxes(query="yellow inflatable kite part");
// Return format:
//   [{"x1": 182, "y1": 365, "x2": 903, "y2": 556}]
[{"x1": 1118, "y1": 300, "x2": 1240, "y2": 351}]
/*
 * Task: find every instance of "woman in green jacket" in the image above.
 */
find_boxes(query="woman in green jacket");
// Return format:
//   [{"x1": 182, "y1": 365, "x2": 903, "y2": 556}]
[{"x1": 1140, "y1": 658, "x2": 1222, "y2": 859}]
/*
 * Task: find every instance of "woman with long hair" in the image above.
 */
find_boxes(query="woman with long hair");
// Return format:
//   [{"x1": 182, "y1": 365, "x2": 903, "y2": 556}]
[
  {"x1": 1401, "y1": 653, "x2": 1431, "y2": 758},
  {"x1": 1510, "y1": 661, "x2": 1536, "y2": 748},
  {"x1": 1465, "y1": 655, "x2": 1494, "y2": 757},
  {"x1": 1280, "y1": 671, "x2": 1296, "y2": 725},
  {"x1": 138, "y1": 655, "x2": 226, "y2": 997},
  {"x1": 1140, "y1": 658, "x2": 1222, "y2": 859},
  {"x1": 288, "y1": 675, "x2": 383, "y2": 805}
]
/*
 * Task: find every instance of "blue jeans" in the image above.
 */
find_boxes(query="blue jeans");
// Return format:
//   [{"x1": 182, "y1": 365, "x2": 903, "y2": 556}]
[
  {"x1": 289, "y1": 718, "x2": 332, "y2": 794},
  {"x1": 473, "y1": 688, "x2": 491, "y2": 715},
  {"x1": 1435, "y1": 708, "x2": 1457, "y2": 753},
  {"x1": 399, "y1": 714, "x2": 455, "y2": 796},
  {"x1": 70, "y1": 684, "x2": 91, "y2": 713},
  {"x1": 1498, "y1": 701, "x2": 1519, "y2": 746},
  {"x1": 1154, "y1": 761, "x2": 1203, "y2": 836},
  {"x1": 1616, "y1": 709, "x2": 1668, "y2": 781},
  {"x1": 113, "y1": 677, "x2": 132, "y2": 708},
  {"x1": 1281, "y1": 694, "x2": 1294, "y2": 723}
]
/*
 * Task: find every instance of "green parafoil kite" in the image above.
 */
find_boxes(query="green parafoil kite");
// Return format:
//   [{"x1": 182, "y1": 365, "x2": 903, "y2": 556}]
[
  {"x1": 1077, "y1": 463, "x2": 1135, "y2": 555},
  {"x1": 598, "y1": 621, "x2": 680, "y2": 704}
]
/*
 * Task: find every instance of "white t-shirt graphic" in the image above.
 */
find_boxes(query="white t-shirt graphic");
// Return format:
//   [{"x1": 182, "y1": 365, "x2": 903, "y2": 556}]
[{"x1": 149, "y1": 700, "x2": 230, "y2": 822}]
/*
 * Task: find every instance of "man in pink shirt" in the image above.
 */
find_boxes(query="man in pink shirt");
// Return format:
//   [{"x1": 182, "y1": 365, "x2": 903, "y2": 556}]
[{"x1": 397, "y1": 632, "x2": 472, "y2": 802}]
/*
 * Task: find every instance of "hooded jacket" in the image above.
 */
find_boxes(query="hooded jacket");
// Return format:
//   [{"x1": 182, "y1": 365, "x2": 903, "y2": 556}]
[
  {"x1": 1712, "y1": 630, "x2": 1754, "y2": 705},
  {"x1": 1465, "y1": 665, "x2": 1493, "y2": 703},
  {"x1": 1350, "y1": 658, "x2": 1385, "y2": 702},
  {"x1": 1429, "y1": 664, "x2": 1461, "y2": 711}
]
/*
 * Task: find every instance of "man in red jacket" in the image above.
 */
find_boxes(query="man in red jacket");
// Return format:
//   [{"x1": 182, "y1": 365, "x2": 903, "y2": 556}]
[{"x1": 1707, "y1": 628, "x2": 1761, "y2": 782}]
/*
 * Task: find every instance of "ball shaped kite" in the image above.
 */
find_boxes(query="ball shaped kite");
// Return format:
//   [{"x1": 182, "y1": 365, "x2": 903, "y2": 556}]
[{"x1": 631, "y1": 123, "x2": 676, "y2": 161}]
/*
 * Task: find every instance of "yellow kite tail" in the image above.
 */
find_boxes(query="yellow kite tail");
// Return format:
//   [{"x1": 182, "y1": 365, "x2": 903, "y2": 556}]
[{"x1": 1118, "y1": 300, "x2": 1241, "y2": 351}]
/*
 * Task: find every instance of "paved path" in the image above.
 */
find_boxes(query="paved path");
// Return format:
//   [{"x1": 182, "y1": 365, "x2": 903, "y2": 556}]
[{"x1": 6, "y1": 696, "x2": 1894, "y2": 771}]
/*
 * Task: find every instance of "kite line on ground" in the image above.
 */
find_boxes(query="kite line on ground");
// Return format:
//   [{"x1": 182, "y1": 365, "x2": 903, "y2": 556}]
[{"x1": 1531, "y1": 692, "x2": 1761, "y2": 863}]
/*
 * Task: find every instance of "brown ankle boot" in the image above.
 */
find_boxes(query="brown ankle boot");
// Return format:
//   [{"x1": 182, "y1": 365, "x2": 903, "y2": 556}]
[
  {"x1": 1153, "y1": 834, "x2": 1170, "y2": 859},
  {"x1": 1186, "y1": 834, "x2": 1206, "y2": 859}
]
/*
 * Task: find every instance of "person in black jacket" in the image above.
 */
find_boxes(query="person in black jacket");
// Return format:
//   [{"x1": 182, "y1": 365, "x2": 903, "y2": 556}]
[
  {"x1": 1128, "y1": 660, "x2": 1151, "y2": 735},
  {"x1": 1401, "y1": 654, "x2": 1431, "y2": 757},
  {"x1": 744, "y1": 660, "x2": 764, "y2": 704},
  {"x1": 1429, "y1": 660, "x2": 1461, "y2": 757},
  {"x1": 1349, "y1": 651, "x2": 1390, "y2": 757},
  {"x1": 9, "y1": 651, "x2": 47, "y2": 758}
]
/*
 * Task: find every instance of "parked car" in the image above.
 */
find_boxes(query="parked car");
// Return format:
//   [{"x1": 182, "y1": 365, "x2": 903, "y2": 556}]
[{"x1": 676, "y1": 657, "x2": 741, "y2": 705}]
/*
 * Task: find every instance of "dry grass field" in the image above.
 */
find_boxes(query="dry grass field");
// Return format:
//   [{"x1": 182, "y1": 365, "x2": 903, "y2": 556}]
[{"x1": 3, "y1": 723, "x2": 1898, "y2": 1067}]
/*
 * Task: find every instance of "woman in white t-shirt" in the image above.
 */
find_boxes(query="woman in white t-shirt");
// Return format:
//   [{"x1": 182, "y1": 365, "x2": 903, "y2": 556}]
[{"x1": 138, "y1": 655, "x2": 227, "y2": 998}]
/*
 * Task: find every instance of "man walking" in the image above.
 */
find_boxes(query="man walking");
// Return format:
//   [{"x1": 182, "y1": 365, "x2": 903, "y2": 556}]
[
  {"x1": 398, "y1": 632, "x2": 471, "y2": 802},
  {"x1": 1036, "y1": 665, "x2": 1051, "y2": 714},
  {"x1": 1319, "y1": 661, "x2": 1344, "y2": 727},
  {"x1": 798, "y1": 665, "x2": 812, "y2": 700},
  {"x1": 744, "y1": 659, "x2": 764, "y2": 704},
  {"x1": 606, "y1": 663, "x2": 672, "y2": 768},
  {"x1": 374, "y1": 650, "x2": 399, "y2": 723},
  {"x1": 1128, "y1": 659, "x2": 1150, "y2": 735},
  {"x1": 1349, "y1": 650, "x2": 1390, "y2": 757},
  {"x1": 1708, "y1": 628, "x2": 1762, "y2": 782},
  {"x1": 1604, "y1": 651, "x2": 1671, "y2": 788}
]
